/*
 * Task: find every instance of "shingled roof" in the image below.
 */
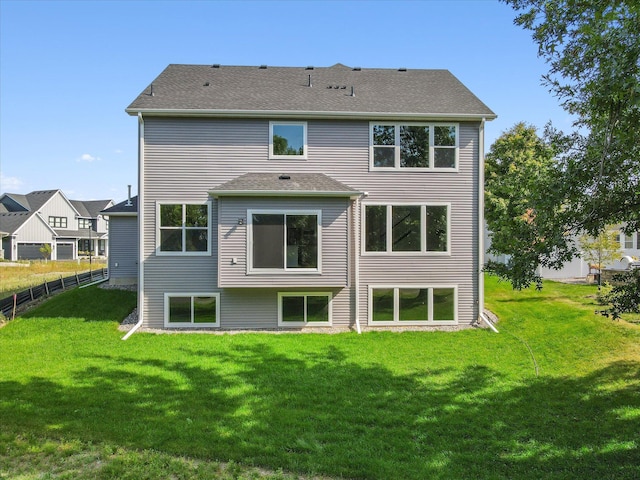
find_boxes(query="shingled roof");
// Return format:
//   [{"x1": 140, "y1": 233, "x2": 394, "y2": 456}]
[
  {"x1": 126, "y1": 64, "x2": 496, "y2": 120},
  {"x1": 209, "y1": 173, "x2": 361, "y2": 198}
]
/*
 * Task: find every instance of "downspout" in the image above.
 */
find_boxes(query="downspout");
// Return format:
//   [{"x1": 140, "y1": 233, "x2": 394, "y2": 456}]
[
  {"x1": 478, "y1": 117, "x2": 498, "y2": 333},
  {"x1": 122, "y1": 113, "x2": 145, "y2": 340},
  {"x1": 354, "y1": 194, "x2": 362, "y2": 334}
]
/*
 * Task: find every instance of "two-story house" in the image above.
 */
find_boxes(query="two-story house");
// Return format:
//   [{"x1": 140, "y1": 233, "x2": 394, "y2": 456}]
[
  {"x1": 0, "y1": 189, "x2": 112, "y2": 261},
  {"x1": 125, "y1": 63, "x2": 495, "y2": 332}
]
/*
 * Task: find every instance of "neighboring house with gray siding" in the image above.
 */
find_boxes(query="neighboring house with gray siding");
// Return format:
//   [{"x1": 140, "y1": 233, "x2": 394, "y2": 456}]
[
  {"x1": 0, "y1": 190, "x2": 112, "y2": 261},
  {"x1": 126, "y1": 63, "x2": 496, "y2": 331},
  {"x1": 102, "y1": 195, "x2": 138, "y2": 285}
]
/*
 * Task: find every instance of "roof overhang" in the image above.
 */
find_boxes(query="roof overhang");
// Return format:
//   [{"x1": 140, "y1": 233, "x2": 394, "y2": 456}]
[
  {"x1": 126, "y1": 108, "x2": 497, "y2": 122},
  {"x1": 209, "y1": 190, "x2": 363, "y2": 199}
]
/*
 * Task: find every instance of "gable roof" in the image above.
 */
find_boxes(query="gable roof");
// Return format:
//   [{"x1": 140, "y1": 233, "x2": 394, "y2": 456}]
[
  {"x1": 126, "y1": 64, "x2": 496, "y2": 121},
  {"x1": 209, "y1": 173, "x2": 361, "y2": 198},
  {"x1": 0, "y1": 211, "x2": 56, "y2": 236},
  {"x1": 72, "y1": 199, "x2": 113, "y2": 218},
  {"x1": 102, "y1": 196, "x2": 138, "y2": 216}
]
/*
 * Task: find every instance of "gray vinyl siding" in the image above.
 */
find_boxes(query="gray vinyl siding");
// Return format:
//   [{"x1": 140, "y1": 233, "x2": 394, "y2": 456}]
[
  {"x1": 108, "y1": 216, "x2": 138, "y2": 284},
  {"x1": 218, "y1": 197, "x2": 349, "y2": 287},
  {"x1": 141, "y1": 117, "x2": 480, "y2": 328}
]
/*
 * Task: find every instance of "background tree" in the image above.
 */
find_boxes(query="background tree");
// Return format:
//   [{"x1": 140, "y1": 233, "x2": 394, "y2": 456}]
[
  {"x1": 39, "y1": 244, "x2": 52, "y2": 262},
  {"x1": 578, "y1": 228, "x2": 623, "y2": 273},
  {"x1": 484, "y1": 122, "x2": 574, "y2": 289}
]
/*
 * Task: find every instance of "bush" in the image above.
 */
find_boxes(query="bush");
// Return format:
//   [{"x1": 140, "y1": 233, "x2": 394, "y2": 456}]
[{"x1": 598, "y1": 269, "x2": 640, "y2": 321}]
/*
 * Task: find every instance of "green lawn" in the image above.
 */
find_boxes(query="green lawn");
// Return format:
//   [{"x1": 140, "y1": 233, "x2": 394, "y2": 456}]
[{"x1": 1, "y1": 277, "x2": 639, "y2": 479}]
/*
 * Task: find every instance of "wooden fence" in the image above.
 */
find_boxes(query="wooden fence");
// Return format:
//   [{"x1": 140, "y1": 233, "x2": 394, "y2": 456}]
[{"x1": 0, "y1": 268, "x2": 108, "y2": 318}]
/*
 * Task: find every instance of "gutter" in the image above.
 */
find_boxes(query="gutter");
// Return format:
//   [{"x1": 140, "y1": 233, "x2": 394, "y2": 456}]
[
  {"x1": 122, "y1": 113, "x2": 145, "y2": 340},
  {"x1": 125, "y1": 108, "x2": 497, "y2": 122},
  {"x1": 477, "y1": 118, "x2": 498, "y2": 334},
  {"x1": 354, "y1": 195, "x2": 362, "y2": 334}
]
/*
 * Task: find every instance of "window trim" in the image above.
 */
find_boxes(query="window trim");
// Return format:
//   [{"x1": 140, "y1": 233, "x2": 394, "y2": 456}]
[
  {"x1": 269, "y1": 121, "x2": 308, "y2": 160},
  {"x1": 367, "y1": 285, "x2": 458, "y2": 326},
  {"x1": 369, "y1": 122, "x2": 459, "y2": 171},
  {"x1": 156, "y1": 201, "x2": 211, "y2": 256},
  {"x1": 361, "y1": 202, "x2": 451, "y2": 256},
  {"x1": 164, "y1": 292, "x2": 220, "y2": 328},
  {"x1": 277, "y1": 292, "x2": 332, "y2": 327},
  {"x1": 247, "y1": 209, "x2": 322, "y2": 274}
]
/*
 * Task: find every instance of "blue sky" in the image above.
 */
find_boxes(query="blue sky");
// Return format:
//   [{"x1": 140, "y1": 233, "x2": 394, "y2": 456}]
[{"x1": 0, "y1": 0, "x2": 571, "y2": 202}]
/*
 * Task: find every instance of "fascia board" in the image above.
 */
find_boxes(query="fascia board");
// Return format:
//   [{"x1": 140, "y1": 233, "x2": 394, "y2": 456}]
[
  {"x1": 209, "y1": 190, "x2": 363, "y2": 199},
  {"x1": 127, "y1": 108, "x2": 497, "y2": 122}
]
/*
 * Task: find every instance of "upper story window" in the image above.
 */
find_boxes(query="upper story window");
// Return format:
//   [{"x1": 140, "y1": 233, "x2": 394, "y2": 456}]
[
  {"x1": 78, "y1": 218, "x2": 93, "y2": 229},
  {"x1": 269, "y1": 121, "x2": 307, "y2": 159},
  {"x1": 248, "y1": 209, "x2": 321, "y2": 273},
  {"x1": 49, "y1": 216, "x2": 67, "y2": 229},
  {"x1": 157, "y1": 203, "x2": 210, "y2": 255},
  {"x1": 363, "y1": 204, "x2": 449, "y2": 254},
  {"x1": 370, "y1": 123, "x2": 458, "y2": 170}
]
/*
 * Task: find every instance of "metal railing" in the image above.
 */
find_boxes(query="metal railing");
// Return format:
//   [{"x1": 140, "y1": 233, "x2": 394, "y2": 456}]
[{"x1": 0, "y1": 268, "x2": 108, "y2": 318}]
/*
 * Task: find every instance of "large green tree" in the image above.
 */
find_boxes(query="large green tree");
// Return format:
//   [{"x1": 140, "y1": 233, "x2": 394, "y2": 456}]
[
  {"x1": 491, "y1": 0, "x2": 640, "y2": 289},
  {"x1": 485, "y1": 123, "x2": 575, "y2": 289}
]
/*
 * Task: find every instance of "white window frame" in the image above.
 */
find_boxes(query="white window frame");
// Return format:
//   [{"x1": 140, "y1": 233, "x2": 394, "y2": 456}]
[
  {"x1": 367, "y1": 285, "x2": 458, "y2": 326},
  {"x1": 164, "y1": 292, "x2": 220, "y2": 328},
  {"x1": 269, "y1": 121, "x2": 308, "y2": 160},
  {"x1": 361, "y1": 202, "x2": 451, "y2": 256},
  {"x1": 156, "y1": 202, "x2": 211, "y2": 256},
  {"x1": 369, "y1": 122, "x2": 459, "y2": 171},
  {"x1": 277, "y1": 292, "x2": 333, "y2": 327},
  {"x1": 49, "y1": 216, "x2": 68, "y2": 229},
  {"x1": 623, "y1": 232, "x2": 634, "y2": 250},
  {"x1": 247, "y1": 209, "x2": 322, "y2": 274}
]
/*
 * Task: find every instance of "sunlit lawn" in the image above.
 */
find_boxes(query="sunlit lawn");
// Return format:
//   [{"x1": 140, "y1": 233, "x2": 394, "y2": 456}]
[
  {"x1": 0, "y1": 260, "x2": 107, "y2": 297},
  {"x1": 0, "y1": 277, "x2": 639, "y2": 479}
]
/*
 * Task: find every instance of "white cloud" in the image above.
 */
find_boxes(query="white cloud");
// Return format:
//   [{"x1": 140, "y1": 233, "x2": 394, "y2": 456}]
[
  {"x1": 114, "y1": 149, "x2": 123, "y2": 154},
  {"x1": 0, "y1": 173, "x2": 24, "y2": 192},
  {"x1": 77, "y1": 153, "x2": 100, "y2": 163}
]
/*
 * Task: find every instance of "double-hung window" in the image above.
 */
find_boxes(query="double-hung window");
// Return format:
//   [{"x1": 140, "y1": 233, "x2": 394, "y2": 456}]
[
  {"x1": 370, "y1": 123, "x2": 458, "y2": 170},
  {"x1": 164, "y1": 293, "x2": 219, "y2": 327},
  {"x1": 369, "y1": 286, "x2": 457, "y2": 325},
  {"x1": 248, "y1": 209, "x2": 321, "y2": 272},
  {"x1": 364, "y1": 204, "x2": 449, "y2": 254},
  {"x1": 269, "y1": 121, "x2": 307, "y2": 159},
  {"x1": 278, "y1": 292, "x2": 331, "y2": 326},
  {"x1": 157, "y1": 203, "x2": 210, "y2": 255}
]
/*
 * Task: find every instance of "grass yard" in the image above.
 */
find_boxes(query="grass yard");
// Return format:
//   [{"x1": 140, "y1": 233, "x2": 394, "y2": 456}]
[
  {"x1": 0, "y1": 260, "x2": 107, "y2": 298},
  {"x1": 0, "y1": 276, "x2": 639, "y2": 479}
]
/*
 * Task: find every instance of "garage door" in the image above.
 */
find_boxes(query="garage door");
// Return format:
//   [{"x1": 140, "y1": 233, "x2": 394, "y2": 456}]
[
  {"x1": 17, "y1": 243, "x2": 46, "y2": 260},
  {"x1": 57, "y1": 244, "x2": 74, "y2": 260}
]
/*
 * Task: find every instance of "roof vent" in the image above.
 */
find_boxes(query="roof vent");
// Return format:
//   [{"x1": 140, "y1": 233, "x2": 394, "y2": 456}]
[
  {"x1": 203, "y1": 82, "x2": 210, "y2": 87},
  {"x1": 259, "y1": 65, "x2": 267, "y2": 69},
  {"x1": 279, "y1": 174, "x2": 291, "y2": 180},
  {"x1": 211, "y1": 64, "x2": 220, "y2": 68},
  {"x1": 350, "y1": 86, "x2": 355, "y2": 97},
  {"x1": 353, "y1": 67, "x2": 361, "y2": 71},
  {"x1": 306, "y1": 66, "x2": 314, "y2": 70},
  {"x1": 398, "y1": 67, "x2": 407, "y2": 72},
  {"x1": 308, "y1": 74, "x2": 312, "y2": 87}
]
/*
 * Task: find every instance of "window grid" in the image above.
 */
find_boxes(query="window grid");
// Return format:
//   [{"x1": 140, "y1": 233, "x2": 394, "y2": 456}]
[
  {"x1": 49, "y1": 216, "x2": 67, "y2": 229},
  {"x1": 370, "y1": 122, "x2": 458, "y2": 170},
  {"x1": 157, "y1": 203, "x2": 210, "y2": 255},
  {"x1": 362, "y1": 203, "x2": 450, "y2": 255},
  {"x1": 368, "y1": 286, "x2": 457, "y2": 325}
]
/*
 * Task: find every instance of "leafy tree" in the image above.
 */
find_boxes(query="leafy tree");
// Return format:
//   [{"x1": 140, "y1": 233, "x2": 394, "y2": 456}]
[
  {"x1": 599, "y1": 269, "x2": 640, "y2": 321},
  {"x1": 504, "y1": 0, "x2": 639, "y2": 233},
  {"x1": 484, "y1": 122, "x2": 574, "y2": 289},
  {"x1": 578, "y1": 228, "x2": 623, "y2": 272},
  {"x1": 491, "y1": 0, "x2": 640, "y2": 289},
  {"x1": 39, "y1": 244, "x2": 52, "y2": 261}
]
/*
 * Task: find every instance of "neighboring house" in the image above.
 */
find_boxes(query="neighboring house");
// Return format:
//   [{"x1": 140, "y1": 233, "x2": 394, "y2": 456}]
[
  {"x1": 125, "y1": 63, "x2": 496, "y2": 330},
  {"x1": 484, "y1": 224, "x2": 640, "y2": 279},
  {"x1": 0, "y1": 189, "x2": 113, "y2": 261},
  {"x1": 101, "y1": 194, "x2": 138, "y2": 285}
]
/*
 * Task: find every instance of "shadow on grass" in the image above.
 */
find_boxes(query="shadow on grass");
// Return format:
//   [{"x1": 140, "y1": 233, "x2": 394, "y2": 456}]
[
  {"x1": 1, "y1": 343, "x2": 638, "y2": 479},
  {"x1": 20, "y1": 285, "x2": 136, "y2": 322}
]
